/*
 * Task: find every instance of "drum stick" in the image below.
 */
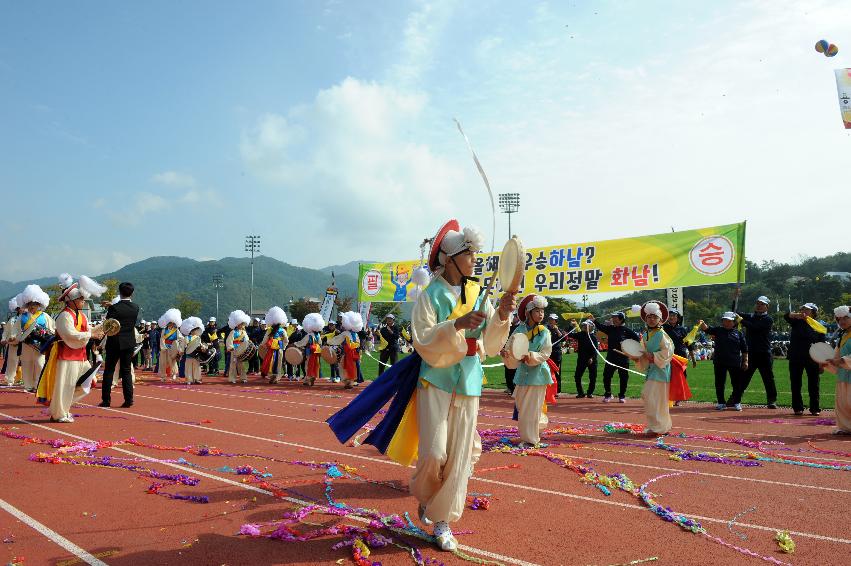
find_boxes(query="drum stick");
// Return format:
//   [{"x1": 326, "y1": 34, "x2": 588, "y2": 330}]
[{"x1": 477, "y1": 270, "x2": 499, "y2": 312}]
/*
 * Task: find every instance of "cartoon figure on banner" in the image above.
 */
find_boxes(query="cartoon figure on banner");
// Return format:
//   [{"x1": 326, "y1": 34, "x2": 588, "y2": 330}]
[{"x1": 390, "y1": 264, "x2": 413, "y2": 301}]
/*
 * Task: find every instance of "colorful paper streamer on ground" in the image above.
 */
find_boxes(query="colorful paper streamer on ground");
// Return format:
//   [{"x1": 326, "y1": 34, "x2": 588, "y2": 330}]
[{"x1": 358, "y1": 222, "x2": 746, "y2": 301}]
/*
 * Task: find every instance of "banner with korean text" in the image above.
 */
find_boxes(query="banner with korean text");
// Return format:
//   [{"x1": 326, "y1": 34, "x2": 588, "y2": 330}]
[{"x1": 358, "y1": 222, "x2": 746, "y2": 302}]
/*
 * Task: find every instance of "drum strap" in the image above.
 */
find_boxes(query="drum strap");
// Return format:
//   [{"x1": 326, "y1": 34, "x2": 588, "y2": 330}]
[{"x1": 23, "y1": 311, "x2": 44, "y2": 331}]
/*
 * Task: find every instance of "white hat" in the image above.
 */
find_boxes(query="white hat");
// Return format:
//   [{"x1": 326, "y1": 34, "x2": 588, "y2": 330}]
[
  {"x1": 21, "y1": 284, "x2": 50, "y2": 308},
  {"x1": 290, "y1": 318, "x2": 298, "y2": 325},
  {"x1": 254, "y1": 317, "x2": 261, "y2": 322},
  {"x1": 179, "y1": 316, "x2": 203, "y2": 335},
  {"x1": 228, "y1": 309, "x2": 251, "y2": 329},
  {"x1": 209, "y1": 317, "x2": 216, "y2": 322},
  {"x1": 8, "y1": 297, "x2": 17, "y2": 311},
  {"x1": 158, "y1": 308, "x2": 183, "y2": 329},
  {"x1": 721, "y1": 311, "x2": 737, "y2": 320},
  {"x1": 548, "y1": 313, "x2": 559, "y2": 320},
  {"x1": 265, "y1": 306, "x2": 287, "y2": 326},
  {"x1": 802, "y1": 302, "x2": 818, "y2": 311},
  {"x1": 341, "y1": 311, "x2": 364, "y2": 332},
  {"x1": 756, "y1": 296, "x2": 770, "y2": 304},
  {"x1": 302, "y1": 312, "x2": 325, "y2": 333},
  {"x1": 384, "y1": 313, "x2": 396, "y2": 320},
  {"x1": 835, "y1": 305, "x2": 850, "y2": 318}
]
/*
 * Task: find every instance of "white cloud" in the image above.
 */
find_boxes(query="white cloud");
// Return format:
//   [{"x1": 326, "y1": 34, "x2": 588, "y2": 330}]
[
  {"x1": 134, "y1": 192, "x2": 168, "y2": 215},
  {"x1": 388, "y1": 0, "x2": 455, "y2": 87},
  {"x1": 241, "y1": 77, "x2": 461, "y2": 262},
  {"x1": 152, "y1": 171, "x2": 197, "y2": 188}
]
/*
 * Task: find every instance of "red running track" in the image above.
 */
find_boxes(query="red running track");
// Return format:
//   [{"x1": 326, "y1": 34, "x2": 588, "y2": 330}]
[{"x1": 1, "y1": 370, "x2": 849, "y2": 566}]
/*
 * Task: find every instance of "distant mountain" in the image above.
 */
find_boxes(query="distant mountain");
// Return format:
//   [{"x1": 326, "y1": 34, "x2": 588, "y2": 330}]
[
  {"x1": 2, "y1": 255, "x2": 356, "y2": 320},
  {"x1": 319, "y1": 260, "x2": 370, "y2": 280}
]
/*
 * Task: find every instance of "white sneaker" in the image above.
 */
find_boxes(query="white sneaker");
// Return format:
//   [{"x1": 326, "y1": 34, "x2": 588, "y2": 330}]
[
  {"x1": 603, "y1": 396, "x2": 611, "y2": 403},
  {"x1": 618, "y1": 397, "x2": 626, "y2": 404},
  {"x1": 57, "y1": 416, "x2": 74, "y2": 423},
  {"x1": 434, "y1": 522, "x2": 457, "y2": 551}
]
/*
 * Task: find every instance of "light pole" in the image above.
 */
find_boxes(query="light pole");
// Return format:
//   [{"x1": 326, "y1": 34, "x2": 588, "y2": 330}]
[
  {"x1": 212, "y1": 274, "x2": 223, "y2": 322},
  {"x1": 245, "y1": 235, "x2": 261, "y2": 315},
  {"x1": 498, "y1": 193, "x2": 520, "y2": 239}
]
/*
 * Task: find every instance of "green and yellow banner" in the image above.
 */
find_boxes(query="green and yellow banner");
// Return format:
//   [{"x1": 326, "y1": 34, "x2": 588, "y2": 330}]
[{"x1": 358, "y1": 222, "x2": 746, "y2": 303}]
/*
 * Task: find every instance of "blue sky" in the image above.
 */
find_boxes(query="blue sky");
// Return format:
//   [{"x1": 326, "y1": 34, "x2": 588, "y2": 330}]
[{"x1": 2, "y1": 0, "x2": 850, "y2": 282}]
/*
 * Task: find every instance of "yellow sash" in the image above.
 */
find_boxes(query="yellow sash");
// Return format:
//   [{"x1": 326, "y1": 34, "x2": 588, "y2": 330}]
[
  {"x1": 23, "y1": 311, "x2": 44, "y2": 332},
  {"x1": 36, "y1": 311, "x2": 84, "y2": 406}
]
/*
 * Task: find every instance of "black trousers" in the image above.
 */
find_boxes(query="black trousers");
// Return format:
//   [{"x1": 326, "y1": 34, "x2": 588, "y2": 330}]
[
  {"x1": 248, "y1": 350, "x2": 260, "y2": 373},
  {"x1": 377, "y1": 349, "x2": 398, "y2": 377},
  {"x1": 602, "y1": 360, "x2": 629, "y2": 398},
  {"x1": 789, "y1": 359, "x2": 820, "y2": 413},
  {"x1": 731, "y1": 351, "x2": 776, "y2": 404},
  {"x1": 550, "y1": 357, "x2": 562, "y2": 392},
  {"x1": 713, "y1": 363, "x2": 743, "y2": 405},
  {"x1": 574, "y1": 355, "x2": 597, "y2": 395},
  {"x1": 504, "y1": 367, "x2": 516, "y2": 393},
  {"x1": 206, "y1": 349, "x2": 220, "y2": 374},
  {"x1": 102, "y1": 346, "x2": 134, "y2": 405}
]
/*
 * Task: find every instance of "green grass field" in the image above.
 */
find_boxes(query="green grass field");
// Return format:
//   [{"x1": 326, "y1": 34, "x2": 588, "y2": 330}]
[{"x1": 330, "y1": 352, "x2": 835, "y2": 409}]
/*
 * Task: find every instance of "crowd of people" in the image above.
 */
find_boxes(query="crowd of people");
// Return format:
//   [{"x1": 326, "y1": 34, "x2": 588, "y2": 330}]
[{"x1": 1, "y1": 226, "x2": 850, "y2": 554}]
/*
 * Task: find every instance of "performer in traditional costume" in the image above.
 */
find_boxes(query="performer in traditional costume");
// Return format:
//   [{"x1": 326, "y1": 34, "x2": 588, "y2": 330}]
[
  {"x1": 323, "y1": 320, "x2": 341, "y2": 382},
  {"x1": 823, "y1": 306, "x2": 851, "y2": 435},
  {"x1": 293, "y1": 313, "x2": 324, "y2": 386},
  {"x1": 2, "y1": 297, "x2": 21, "y2": 386},
  {"x1": 226, "y1": 309, "x2": 251, "y2": 384},
  {"x1": 158, "y1": 308, "x2": 183, "y2": 381},
  {"x1": 15, "y1": 285, "x2": 54, "y2": 393},
  {"x1": 180, "y1": 317, "x2": 204, "y2": 384},
  {"x1": 328, "y1": 311, "x2": 363, "y2": 389},
  {"x1": 629, "y1": 301, "x2": 675, "y2": 435},
  {"x1": 261, "y1": 306, "x2": 289, "y2": 383},
  {"x1": 37, "y1": 275, "x2": 106, "y2": 422},
  {"x1": 200, "y1": 318, "x2": 221, "y2": 376},
  {"x1": 328, "y1": 219, "x2": 514, "y2": 551},
  {"x1": 510, "y1": 294, "x2": 554, "y2": 446}
]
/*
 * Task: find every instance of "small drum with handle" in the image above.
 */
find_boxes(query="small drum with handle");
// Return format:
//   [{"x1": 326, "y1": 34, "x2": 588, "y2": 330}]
[
  {"x1": 619, "y1": 338, "x2": 645, "y2": 359},
  {"x1": 23, "y1": 325, "x2": 55, "y2": 354},
  {"x1": 234, "y1": 340, "x2": 258, "y2": 362},
  {"x1": 284, "y1": 346, "x2": 304, "y2": 366},
  {"x1": 809, "y1": 342, "x2": 834, "y2": 364},
  {"x1": 501, "y1": 333, "x2": 529, "y2": 370}
]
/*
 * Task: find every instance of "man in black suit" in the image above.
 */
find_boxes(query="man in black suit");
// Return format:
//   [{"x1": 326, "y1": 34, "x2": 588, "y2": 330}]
[{"x1": 99, "y1": 282, "x2": 140, "y2": 408}]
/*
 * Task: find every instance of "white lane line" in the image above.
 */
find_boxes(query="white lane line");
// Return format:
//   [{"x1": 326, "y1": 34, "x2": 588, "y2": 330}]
[
  {"x1": 134, "y1": 391, "x2": 851, "y2": 468},
  {"x1": 145, "y1": 384, "x2": 851, "y2": 459},
  {"x1": 10, "y1": 404, "x2": 849, "y2": 546},
  {"x1": 0, "y1": 498, "x2": 109, "y2": 566},
  {"x1": 5, "y1": 411, "x2": 850, "y2": 551},
  {"x1": 470, "y1": 477, "x2": 851, "y2": 545},
  {"x1": 77, "y1": 397, "x2": 851, "y2": 501},
  {"x1": 0, "y1": 412, "x2": 537, "y2": 566}
]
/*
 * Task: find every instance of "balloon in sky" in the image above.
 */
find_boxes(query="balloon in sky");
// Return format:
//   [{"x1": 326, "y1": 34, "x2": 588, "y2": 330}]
[{"x1": 815, "y1": 39, "x2": 839, "y2": 57}]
